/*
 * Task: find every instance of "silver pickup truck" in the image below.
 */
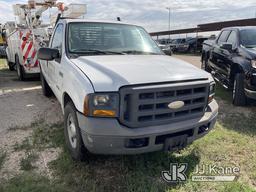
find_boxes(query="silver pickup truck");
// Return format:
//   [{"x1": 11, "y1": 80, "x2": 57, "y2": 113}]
[{"x1": 38, "y1": 19, "x2": 218, "y2": 160}]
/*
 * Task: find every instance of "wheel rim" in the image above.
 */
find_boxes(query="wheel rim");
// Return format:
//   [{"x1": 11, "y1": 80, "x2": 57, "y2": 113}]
[{"x1": 67, "y1": 114, "x2": 77, "y2": 149}]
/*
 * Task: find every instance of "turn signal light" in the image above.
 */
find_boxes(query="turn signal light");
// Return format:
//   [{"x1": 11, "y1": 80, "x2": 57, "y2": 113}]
[{"x1": 93, "y1": 110, "x2": 116, "y2": 117}]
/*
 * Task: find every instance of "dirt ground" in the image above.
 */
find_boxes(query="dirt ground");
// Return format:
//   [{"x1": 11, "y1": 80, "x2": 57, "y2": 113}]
[
  {"x1": 173, "y1": 54, "x2": 202, "y2": 68},
  {"x1": 0, "y1": 63, "x2": 63, "y2": 134}
]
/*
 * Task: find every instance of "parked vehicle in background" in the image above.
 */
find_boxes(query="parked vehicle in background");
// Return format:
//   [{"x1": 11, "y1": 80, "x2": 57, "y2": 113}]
[
  {"x1": 170, "y1": 38, "x2": 188, "y2": 52},
  {"x1": 201, "y1": 26, "x2": 256, "y2": 106},
  {"x1": 38, "y1": 19, "x2": 218, "y2": 160},
  {"x1": 157, "y1": 38, "x2": 172, "y2": 45},
  {"x1": 4, "y1": 1, "x2": 61, "y2": 78},
  {"x1": 177, "y1": 37, "x2": 208, "y2": 53},
  {"x1": 157, "y1": 43, "x2": 172, "y2": 55}
]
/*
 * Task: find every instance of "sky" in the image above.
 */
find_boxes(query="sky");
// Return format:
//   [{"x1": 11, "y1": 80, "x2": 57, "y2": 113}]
[{"x1": 0, "y1": 0, "x2": 256, "y2": 34}]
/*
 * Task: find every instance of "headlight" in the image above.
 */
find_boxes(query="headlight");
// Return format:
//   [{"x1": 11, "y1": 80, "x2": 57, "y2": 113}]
[
  {"x1": 84, "y1": 93, "x2": 119, "y2": 117},
  {"x1": 251, "y1": 60, "x2": 256, "y2": 69},
  {"x1": 208, "y1": 82, "x2": 216, "y2": 103}
]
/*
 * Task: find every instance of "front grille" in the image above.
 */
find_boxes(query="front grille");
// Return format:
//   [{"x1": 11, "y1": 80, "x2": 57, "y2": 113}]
[{"x1": 119, "y1": 82, "x2": 209, "y2": 128}]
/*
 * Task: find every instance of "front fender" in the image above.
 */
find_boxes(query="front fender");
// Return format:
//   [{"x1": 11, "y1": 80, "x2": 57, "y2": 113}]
[
  {"x1": 232, "y1": 56, "x2": 251, "y2": 74},
  {"x1": 61, "y1": 56, "x2": 94, "y2": 113}
]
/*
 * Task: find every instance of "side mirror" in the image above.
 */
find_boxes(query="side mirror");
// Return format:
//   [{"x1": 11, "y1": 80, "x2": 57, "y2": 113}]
[
  {"x1": 220, "y1": 43, "x2": 233, "y2": 51},
  {"x1": 38, "y1": 48, "x2": 60, "y2": 61}
]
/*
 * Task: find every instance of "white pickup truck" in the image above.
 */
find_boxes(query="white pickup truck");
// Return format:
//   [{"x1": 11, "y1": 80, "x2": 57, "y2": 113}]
[{"x1": 38, "y1": 19, "x2": 218, "y2": 160}]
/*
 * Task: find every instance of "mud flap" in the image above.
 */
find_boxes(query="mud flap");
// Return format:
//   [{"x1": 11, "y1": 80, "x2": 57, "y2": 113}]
[{"x1": 164, "y1": 135, "x2": 188, "y2": 152}]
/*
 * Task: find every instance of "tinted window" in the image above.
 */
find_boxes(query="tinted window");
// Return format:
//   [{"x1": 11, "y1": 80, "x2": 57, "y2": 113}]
[
  {"x1": 217, "y1": 30, "x2": 230, "y2": 44},
  {"x1": 240, "y1": 28, "x2": 256, "y2": 48},
  {"x1": 68, "y1": 22, "x2": 162, "y2": 55},
  {"x1": 226, "y1": 31, "x2": 237, "y2": 48},
  {"x1": 51, "y1": 24, "x2": 63, "y2": 50}
]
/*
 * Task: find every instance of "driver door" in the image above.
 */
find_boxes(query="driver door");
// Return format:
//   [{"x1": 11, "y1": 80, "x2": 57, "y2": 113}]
[{"x1": 48, "y1": 23, "x2": 64, "y2": 101}]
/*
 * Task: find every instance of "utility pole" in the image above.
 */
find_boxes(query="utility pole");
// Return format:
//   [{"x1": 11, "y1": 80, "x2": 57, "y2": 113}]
[{"x1": 166, "y1": 7, "x2": 171, "y2": 42}]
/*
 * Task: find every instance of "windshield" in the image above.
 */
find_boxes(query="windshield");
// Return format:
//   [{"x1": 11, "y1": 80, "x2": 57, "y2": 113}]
[
  {"x1": 240, "y1": 29, "x2": 256, "y2": 48},
  {"x1": 67, "y1": 22, "x2": 163, "y2": 55}
]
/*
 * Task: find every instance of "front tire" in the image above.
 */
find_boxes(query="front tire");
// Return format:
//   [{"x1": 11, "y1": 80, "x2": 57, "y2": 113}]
[
  {"x1": 64, "y1": 102, "x2": 87, "y2": 161},
  {"x1": 233, "y1": 73, "x2": 247, "y2": 106}
]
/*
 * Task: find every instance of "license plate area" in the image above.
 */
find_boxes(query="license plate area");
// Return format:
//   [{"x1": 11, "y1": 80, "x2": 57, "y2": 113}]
[{"x1": 164, "y1": 135, "x2": 188, "y2": 152}]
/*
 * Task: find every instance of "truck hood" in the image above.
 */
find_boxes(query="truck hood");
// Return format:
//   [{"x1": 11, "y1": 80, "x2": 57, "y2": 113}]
[{"x1": 71, "y1": 55, "x2": 211, "y2": 92}]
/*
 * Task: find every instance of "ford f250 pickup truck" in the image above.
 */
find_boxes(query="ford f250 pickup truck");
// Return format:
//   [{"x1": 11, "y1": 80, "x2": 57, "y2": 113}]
[
  {"x1": 38, "y1": 19, "x2": 218, "y2": 160},
  {"x1": 201, "y1": 26, "x2": 256, "y2": 106}
]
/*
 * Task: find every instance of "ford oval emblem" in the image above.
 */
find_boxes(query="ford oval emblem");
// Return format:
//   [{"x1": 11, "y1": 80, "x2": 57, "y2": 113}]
[{"x1": 168, "y1": 101, "x2": 185, "y2": 110}]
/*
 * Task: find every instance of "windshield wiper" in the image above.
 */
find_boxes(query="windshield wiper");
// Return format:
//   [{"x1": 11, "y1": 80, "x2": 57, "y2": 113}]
[
  {"x1": 122, "y1": 50, "x2": 160, "y2": 55},
  {"x1": 72, "y1": 49, "x2": 126, "y2": 55}
]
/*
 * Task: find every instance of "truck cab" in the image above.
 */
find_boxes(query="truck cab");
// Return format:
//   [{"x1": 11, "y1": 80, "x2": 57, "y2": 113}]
[
  {"x1": 38, "y1": 19, "x2": 218, "y2": 160},
  {"x1": 202, "y1": 27, "x2": 256, "y2": 106}
]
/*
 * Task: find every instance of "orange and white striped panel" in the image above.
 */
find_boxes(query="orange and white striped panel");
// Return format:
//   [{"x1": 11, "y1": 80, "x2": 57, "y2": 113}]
[{"x1": 19, "y1": 30, "x2": 39, "y2": 68}]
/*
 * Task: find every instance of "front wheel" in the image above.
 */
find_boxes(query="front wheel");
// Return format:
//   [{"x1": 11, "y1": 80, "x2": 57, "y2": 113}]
[
  {"x1": 232, "y1": 73, "x2": 247, "y2": 106},
  {"x1": 64, "y1": 102, "x2": 87, "y2": 161}
]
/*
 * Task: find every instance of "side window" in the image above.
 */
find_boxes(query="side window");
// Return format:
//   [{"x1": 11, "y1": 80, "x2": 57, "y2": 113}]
[
  {"x1": 226, "y1": 31, "x2": 237, "y2": 48},
  {"x1": 217, "y1": 30, "x2": 230, "y2": 44},
  {"x1": 51, "y1": 24, "x2": 63, "y2": 52}
]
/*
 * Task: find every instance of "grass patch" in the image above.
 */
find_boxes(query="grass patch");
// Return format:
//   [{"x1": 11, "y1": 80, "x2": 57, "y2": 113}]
[
  {"x1": 0, "y1": 58, "x2": 7, "y2": 70},
  {"x1": 13, "y1": 122, "x2": 64, "y2": 152},
  {"x1": 20, "y1": 152, "x2": 39, "y2": 171},
  {"x1": 50, "y1": 113, "x2": 256, "y2": 191},
  {"x1": 215, "y1": 83, "x2": 232, "y2": 103},
  {"x1": 0, "y1": 172, "x2": 68, "y2": 192},
  {"x1": 13, "y1": 137, "x2": 33, "y2": 152}
]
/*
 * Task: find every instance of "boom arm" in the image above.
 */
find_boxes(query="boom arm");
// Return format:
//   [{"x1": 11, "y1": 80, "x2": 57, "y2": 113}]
[{"x1": 31, "y1": 5, "x2": 48, "y2": 27}]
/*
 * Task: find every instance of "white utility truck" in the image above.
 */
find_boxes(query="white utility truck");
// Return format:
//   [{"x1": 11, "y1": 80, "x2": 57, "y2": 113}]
[
  {"x1": 4, "y1": 0, "x2": 76, "y2": 80},
  {"x1": 38, "y1": 19, "x2": 218, "y2": 160}
]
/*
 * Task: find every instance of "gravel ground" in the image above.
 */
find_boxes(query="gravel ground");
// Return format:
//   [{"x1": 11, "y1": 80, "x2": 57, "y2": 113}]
[
  {"x1": 0, "y1": 66, "x2": 63, "y2": 134},
  {"x1": 0, "y1": 60, "x2": 63, "y2": 179}
]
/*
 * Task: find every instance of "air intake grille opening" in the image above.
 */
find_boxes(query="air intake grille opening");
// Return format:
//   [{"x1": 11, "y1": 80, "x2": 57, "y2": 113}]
[{"x1": 119, "y1": 82, "x2": 209, "y2": 128}]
